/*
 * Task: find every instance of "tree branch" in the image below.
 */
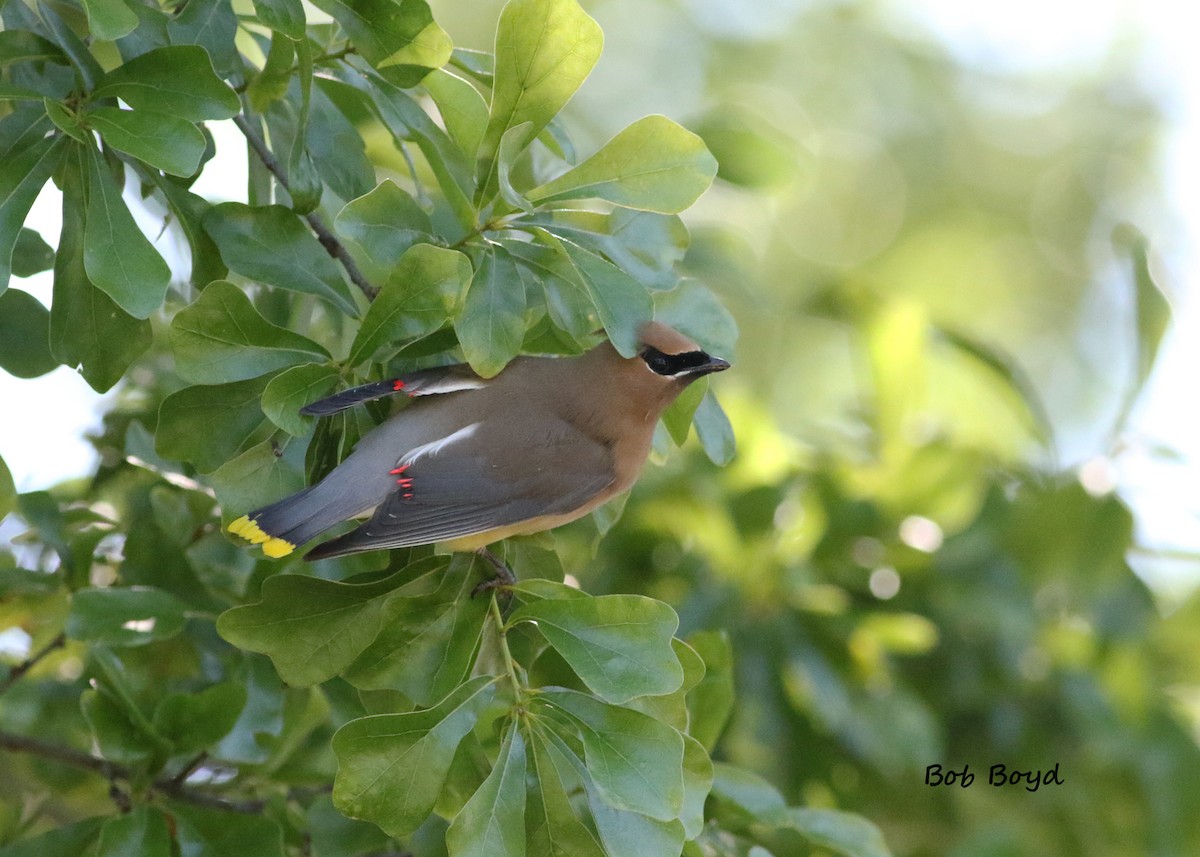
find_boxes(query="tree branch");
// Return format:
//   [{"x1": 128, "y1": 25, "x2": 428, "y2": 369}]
[
  {"x1": 0, "y1": 632, "x2": 65, "y2": 695},
  {"x1": 232, "y1": 113, "x2": 379, "y2": 301},
  {"x1": 0, "y1": 729, "x2": 269, "y2": 814}
]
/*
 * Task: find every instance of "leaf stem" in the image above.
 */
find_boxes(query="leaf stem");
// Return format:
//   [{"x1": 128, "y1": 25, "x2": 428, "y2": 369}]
[
  {"x1": 0, "y1": 632, "x2": 65, "y2": 696},
  {"x1": 232, "y1": 112, "x2": 379, "y2": 301},
  {"x1": 489, "y1": 594, "x2": 523, "y2": 700}
]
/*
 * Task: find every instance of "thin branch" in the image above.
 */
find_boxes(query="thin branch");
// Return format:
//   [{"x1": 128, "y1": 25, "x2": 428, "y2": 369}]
[
  {"x1": 233, "y1": 46, "x2": 357, "y2": 94},
  {"x1": 232, "y1": 113, "x2": 378, "y2": 301},
  {"x1": 0, "y1": 729, "x2": 268, "y2": 814},
  {"x1": 0, "y1": 633, "x2": 65, "y2": 695}
]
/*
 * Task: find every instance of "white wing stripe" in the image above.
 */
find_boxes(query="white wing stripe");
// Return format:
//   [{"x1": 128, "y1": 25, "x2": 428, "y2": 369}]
[{"x1": 398, "y1": 423, "x2": 480, "y2": 467}]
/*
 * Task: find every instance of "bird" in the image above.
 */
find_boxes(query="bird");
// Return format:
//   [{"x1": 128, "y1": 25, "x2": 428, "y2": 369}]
[{"x1": 227, "y1": 321, "x2": 730, "y2": 571}]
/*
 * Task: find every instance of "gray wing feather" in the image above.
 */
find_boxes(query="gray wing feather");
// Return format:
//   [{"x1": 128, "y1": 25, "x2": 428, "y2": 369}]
[{"x1": 305, "y1": 420, "x2": 614, "y2": 559}]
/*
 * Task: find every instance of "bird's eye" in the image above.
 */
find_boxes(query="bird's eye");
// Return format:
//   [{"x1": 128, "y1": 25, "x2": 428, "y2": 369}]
[{"x1": 641, "y1": 348, "x2": 673, "y2": 375}]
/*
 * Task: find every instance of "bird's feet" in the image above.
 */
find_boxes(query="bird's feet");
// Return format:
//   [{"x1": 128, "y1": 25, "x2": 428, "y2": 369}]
[{"x1": 471, "y1": 547, "x2": 516, "y2": 598}]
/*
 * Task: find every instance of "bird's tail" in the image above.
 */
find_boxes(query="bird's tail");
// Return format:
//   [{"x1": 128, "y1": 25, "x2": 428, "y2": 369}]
[{"x1": 227, "y1": 485, "x2": 341, "y2": 558}]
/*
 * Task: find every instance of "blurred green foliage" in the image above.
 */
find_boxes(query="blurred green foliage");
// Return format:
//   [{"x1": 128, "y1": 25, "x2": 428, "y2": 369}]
[{"x1": 0, "y1": 0, "x2": 1192, "y2": 855}]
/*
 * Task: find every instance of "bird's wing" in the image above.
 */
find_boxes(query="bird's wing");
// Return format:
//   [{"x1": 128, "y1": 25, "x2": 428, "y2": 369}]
[
  {"x1": 299, "y1": 364, "x2": 485, "y2": 416},
  {"x1": 304, "y1": 419, "x2": 615, "y2": 558}
]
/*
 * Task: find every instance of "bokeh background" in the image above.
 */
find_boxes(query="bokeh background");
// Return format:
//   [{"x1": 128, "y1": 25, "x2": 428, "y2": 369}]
[{"x1": 3, "y1": 0, "x2": 1199, "y2": 855}]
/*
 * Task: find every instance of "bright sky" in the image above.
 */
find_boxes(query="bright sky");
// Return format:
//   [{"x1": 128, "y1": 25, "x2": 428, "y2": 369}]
[{"x1": 2, "y1": 1, "x2": 1197, "y2": 581}]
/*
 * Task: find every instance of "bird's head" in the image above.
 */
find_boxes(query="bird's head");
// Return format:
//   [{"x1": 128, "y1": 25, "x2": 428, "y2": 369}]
[{"x1": 635, "y1": 321, "x2": 731, "y2": 386}]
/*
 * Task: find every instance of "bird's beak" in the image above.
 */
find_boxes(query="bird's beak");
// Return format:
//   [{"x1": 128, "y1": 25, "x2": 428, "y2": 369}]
[{"x1": 684, "y1": 355, "x2": 731, "y2": 377}]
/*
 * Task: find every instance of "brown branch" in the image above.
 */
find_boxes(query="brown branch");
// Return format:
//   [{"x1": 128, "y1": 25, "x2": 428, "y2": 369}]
[
  {"x1": 0, "y1": 729, "x2": 269, "y2": 814},
  {"x1": 0, "y1": 633, "x2": 66, "y2": 695},
  {"x1": 232, "y1": 113, "x2": 378, "y2": 301}
]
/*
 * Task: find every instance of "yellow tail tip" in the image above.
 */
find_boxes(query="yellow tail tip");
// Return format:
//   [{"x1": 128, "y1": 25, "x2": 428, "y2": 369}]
[
  {"x1": 228, "y1": 516, "x2": 294, "y2": 558},
  {"x1": 263, "y1": 537, "x2": 295, "y2": 558}
]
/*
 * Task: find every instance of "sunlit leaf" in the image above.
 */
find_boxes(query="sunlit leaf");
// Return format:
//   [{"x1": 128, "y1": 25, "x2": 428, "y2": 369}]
[
  {"x1": 80, "y1": 0, "x2": 138, "y2": 42},
  {"x1": 763, "y1": 808, "x2": 891, "y2": 857},
  {"x1": 89, "y1": 107, "x2": 203, "y2": 177},
  {"x1": 528, "y1": 115, "x2": 716, "y2": 213},
  {"x1": 252, "y1": 0, "x2": 305, "y2": 39},
  {"x1": 349, "y1": 243, "x2": 469, "y2": 366},
  {"x1": 478, "y1": 0, "x2": 602, "y2": 195},
  {"x1": 424, "y1": 67, "x2": 488, "y2": 161}
]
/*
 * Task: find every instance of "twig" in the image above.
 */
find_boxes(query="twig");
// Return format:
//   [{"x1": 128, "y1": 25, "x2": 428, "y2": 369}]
[
  {"x1": 0, "y1": 729, "x2": 268, "y2": 814},
  {"x1": 0, "y1": 632, "x2": 66, "y2": 695},
  {"x1": 232, "y1": 113, "x2": 378, "y2": 301}
]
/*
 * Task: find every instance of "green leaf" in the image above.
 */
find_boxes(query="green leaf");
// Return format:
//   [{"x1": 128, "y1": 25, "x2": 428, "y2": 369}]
[
  {"x1": 446, "y1": 724, "x2": 527, "y2": 857},
  {"x1": 170, "y1": 280, "x2": 330, "y2": 384},
  {"x1": 539, "y1": 688, "x2": 685, "y2": 821},
  {"x1": 217, "y1": 567, "x2": 419, "y2": 686},
  {"x1": 685, "y1": 630, "x2": 734, "y2": 751},
  {"x1": 479, "y1": 0, "x2": 602, "y2": 192},
  {"x1": 694, "y1": 389, "x2": 735, "y2": 466},
  {"x1": 332, "y1": 675, "x2": 502, "y2": 838},
  {"x1": 454, "y1": 245, "x2": 526, "y2": 378},
  {"x1": 526, "y1": 727, "x2": 606, "y2": 857},
  {"x1": 0, "y1": 818, "x2": 104, "y2": 857},
  {"x1": 626, "y1": 637, "x2": 706, "y2": 731},
  {"x1": 156, "y1": 376, "x2": 272, "y2": 473},
  {"x1": 166, "y1": 0, "x2": 240, "y2": 77},
  {"x1": 424, "y1": 68, "x2": 488, "y2": 161},
  {"x1": 203, "y1": 203, "x2": 359, "y2": 315},
  {"x1": 308, "y1": 0, "x2": 448, "y2": 83},
  {"x1": 44, "y1": 99, "x2": 88, "y2": 143},
  {"x1": 0, "y1": 288, "x2": 56, "y2": 378},
  {"x1": 662, "y1": 378, "x2": 706, "y2": 447},
  {"x1": 0, "y1": 454, "x2": 14, "y2": 521},
  {"x1": 306, "y1": 84, "x2": 377, "y2": 202},
  {"x1": 210, "y1": 440, "x2": 306, "y2": 525},
  {"x1": 509, "y1": 590, "x2": 683, "y2": 703},
  {"x1": 80, "y1": 686, "x2": 161, "y2": 765},
  {"x1": 247, "y1": 31, "x2": 294, "y2": 112},
  {"x1": 153, "y1": 682, "x2": 247, "y2": 753},
  {"x1": 764, "y1": 808, "x2": 891, "y2": 857},
  {"x1": 0, "y1": 30, "x2": 67, "y2": 66},
  {"x1": 363, "y1": 78, "x2": 476, "y2": 227},
  {"x1": 497, "y1": 121, "x2": 535, "y2": 211},
  {"x1": 86, "y1": 107, "x2": 205, "y2": 177},
  {"x1": 66, "y1": 586, "x2": 188, "y2": 646},
  {"x1": 0, "y1": 134, "x2": 64, "y2": 294},
  {"x1": 12, "y1": 226, "x2": 53, "y2": 277},
  {"x1": 50, "y1": 146, "x2": 152, "y2": 392},
  {"x1": 170, "y1": 804, "x2": 285, "y2": 857},
  {"x1": 80, "y1": 0, "x2": 138, "y2": 42},
  {"x1": 586, "y1": 779, "x2": 685, "y2": 857},
  {"x1": 528, "y1": 115, "x2": 716, "y2": 213},
  {"x1": 343, "y1": 555, "x2": 488, "y2": 705},
  {"x1": 349, "y1": 243, "x2": 468, "y2": 366},
  {"x1": 97, "y1": 807, "x2": 171, "y2": 857},
  {"x1": 531, "y1": 208, "x2": 688, "y2": 290},
  {"x1": 93, "y1": 45, "x2": 240, "y2": 121},
  {"x1": 262, "y1": 363, "x2": 340, "y2": 436},
  {"x1": 83, "y1": 145, "x2": 171, "y2": 319},
  {"x1": 679, "y1": 735, "x2": 713, "y2": 839},
  {"x1": 252, "y1": 0, "x2": 306, "y2": 39},
  {"x1": 153, "y1": 177, "x2": 228, "y2": 287},
  {"x1": 654, "y1": 279, "x2": 738, "y2": 358},
  {"x1": 38, "y1": 1, "x2": 104, "y2": 90},
  {"x1": 535, "y1": 231, "x2": 652, "y2": 357},
  {"x1": 335, "y1": 179, "x2": 434, "y2": 284}
]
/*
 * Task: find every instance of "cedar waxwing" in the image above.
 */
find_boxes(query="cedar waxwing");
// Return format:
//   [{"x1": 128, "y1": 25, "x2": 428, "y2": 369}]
[{"x1": 228, "y1": 322, "x2": 729, "y2": 564}]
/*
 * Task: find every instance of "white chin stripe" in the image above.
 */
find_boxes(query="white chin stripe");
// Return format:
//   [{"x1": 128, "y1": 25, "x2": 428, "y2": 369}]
[{"x1": 399, "y1": 423, "x2": 480, "y2": 465}]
